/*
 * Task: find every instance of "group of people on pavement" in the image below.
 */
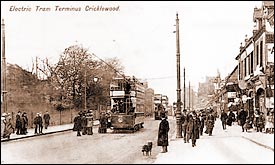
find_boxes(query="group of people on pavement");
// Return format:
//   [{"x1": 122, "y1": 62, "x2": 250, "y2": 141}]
[
  {"x1": 1, "y1": 111, "x2": 51, "y2": 139},
  {"x1": 181, "y1": 108, "x2": 216, "y2": 147},
  {"x1": 238, "y1": 108, "x2": 274, "y2": 133},
  {"x1": 157, "y1": 108, "x2": 217, "y2": 153},
  {"x1": 73, "y1": 110, "x2": 94, "y2": 136},
  {"x1": 15, "y1": 111, "x2": 29, "y2": 135},
  {"x1": 33, "y1": 111, "x2": 51, "y2": 135},
  {"x1": 220, "y1": 108, "x2": 274, "y2": 134},
  {"x1": 220, "y1": 109, "x2": 236, "y2": 130}
]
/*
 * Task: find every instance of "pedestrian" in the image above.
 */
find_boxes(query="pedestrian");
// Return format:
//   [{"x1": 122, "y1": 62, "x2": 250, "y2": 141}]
[
  {"x1": 74, "y1": 112, "x2": 83, "y2": 136},
  {"x1": 195, "y1": 113, "x2": 201, "y2": 139},
  {"x1": 86, "y1": 110, "x2": 94, "y2": 135},
  {"x1": 21, "y1": 112, "x2": 28, "y2": 135},
  {"x1": 199, "y1": 112, "x2": 206, "y2": 135},
  {"x1": 3, "y1": 113, "x2": 14, "y2": 140},
  {"x1": 38, "y1": 113, "x2": 43, "y2": 134},
  {"x1": 43, "y1": 111, "x2": 51, "y2": 129},
  {"x1": 244, "y1": 117, "x2": 252, "y2": 132},
  {"x1": 181, "y1": 110, "x2": 189, "y2": 143},
  {"x1": 98, "y1": 112, "x2": 108, "y2": 133},
  {"x1": 265, "y1": 111, "x2": 274, "y2": 134},
  {"x1": 33, "y1": 113, "x2": 40, "y2": 134},
  {"x1": 257, "y1": 112, "x2": 265, "y2": 132},
  {"x1": 1, "y1": 113, "x2": 6, "y2": 138},
  {"x1": 157, "y1": 115, "x2": 169, "y2": 153},
  {"x1": 81, "y1": 111, "x2": 88, "y2": 135},
  {"x1": 15, "y1": 111, "x2": 22, "y2": 135},
  {"x1": 187, "y1": 113, "x2": 199, "y2": 147},
  {"x1": 186, "y1": 113, "x2": 193, "y2": 142},
  {"x1": 206, "y1": 112, "x2": 215, "y2": 136},
  {"x1": 227, "y1": 110, "x2": 235, "y2": 126},
  {"x1": 238, "y1": 109, "x2": 247, "y2": 132},
  {"x1": 220, "y1": 110, "x2": 228, "y2": 130}
]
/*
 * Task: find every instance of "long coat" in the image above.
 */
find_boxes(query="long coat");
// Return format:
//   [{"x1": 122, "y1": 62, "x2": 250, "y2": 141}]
[
  {"x1": 238, "y1": 110, "x2": 247, "y2": 126},
  {"x1": 227, "y1": 112, "x2": 235, "y2": 126},
  {"x1": 15, "y1": 114, "x2": 21, "y2": 129},
  {"x1": 157, "y1": 118, "x2": 170, "y2": 146},
  {"x1": 207, "y1": 114, "x2": 215, "y2": 129},
  {"x1": 220, "y1": 112, "x2": 228, "y2": 122},
  {"x1": 43, "y1": 114, "x2": 50, "y2": 124},
  {"x1": 257, "y1": 114, "x2": 265, "y2": 129},
  {"x1": 187, "y1": 117, "x2": 199, "y2": 137},
  {"x1": 21, "y1": 115, "x2": 28, "y2": 131},
  {"x1": 73, "y1": 115, "x2": 82, "y2": 131}
]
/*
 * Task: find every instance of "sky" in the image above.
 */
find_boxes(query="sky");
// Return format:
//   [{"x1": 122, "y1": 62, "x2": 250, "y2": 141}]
[{"x1": 1, "y1": 1, "x2": 263, "y2": 104}]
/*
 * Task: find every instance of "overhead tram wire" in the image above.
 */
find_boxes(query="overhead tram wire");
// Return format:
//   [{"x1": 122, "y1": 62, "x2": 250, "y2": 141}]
[
  {"x1": 90, "y1": 52, "x2": 130, "y2": 83},
  {"x1": 89, "y1": 52, "x2": 185, "y2": 82}
]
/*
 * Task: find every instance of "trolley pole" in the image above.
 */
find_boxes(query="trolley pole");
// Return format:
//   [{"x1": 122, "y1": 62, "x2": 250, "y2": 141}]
[
  {"x1": 1, "y1": 19, "x2": 8, "y2": 113},
  {"x1": 175, "y1": 13, "x2": 182, "y2": 138}
]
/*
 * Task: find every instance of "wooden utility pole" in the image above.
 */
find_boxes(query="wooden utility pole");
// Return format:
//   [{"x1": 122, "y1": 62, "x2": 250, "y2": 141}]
[
  {"x1": 175, "y1": 13, "x2": 182, "y2": 138},
  {"x1": 189, "y1": 81, "x2": 191, "y2": 111},
  {"x1": 84, "y1": 62, "x2": 87, "y2": 112},
  {"x1": 183, "y1": 67, "x2": 186, "y2": 111},
  {"x1": 1, "y1": 19, "x2": 7, "y2": 112}
]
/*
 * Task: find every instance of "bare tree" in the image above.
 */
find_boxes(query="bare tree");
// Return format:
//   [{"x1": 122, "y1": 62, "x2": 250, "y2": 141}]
[{"x1": 45, "y1": 44, "x2": 124, "y2": 111}]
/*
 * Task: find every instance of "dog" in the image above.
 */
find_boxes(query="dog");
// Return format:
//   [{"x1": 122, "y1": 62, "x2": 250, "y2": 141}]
[{"x1": 142, "y1": 141, "x2": 153, "y2": 156}]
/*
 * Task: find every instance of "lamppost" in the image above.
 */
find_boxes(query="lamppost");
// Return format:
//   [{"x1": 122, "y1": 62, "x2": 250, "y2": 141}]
[
  {"x1": 93, "y1": 77, "x2": 99, "y2": 116},
  {"x1": 1, "y1": 19, "x2": 7, "y2": 113},
  {"x1": 175, "y1": 13, "x2": 182, "y2": 138},
  {"x1": 84, "y1": 63, "x2": 99, "y2": 113}
]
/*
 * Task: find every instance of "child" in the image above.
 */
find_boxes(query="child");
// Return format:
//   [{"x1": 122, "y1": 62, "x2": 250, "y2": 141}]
[{"x1": 244, "y1": 118, "x2": 252, "y2": 132}]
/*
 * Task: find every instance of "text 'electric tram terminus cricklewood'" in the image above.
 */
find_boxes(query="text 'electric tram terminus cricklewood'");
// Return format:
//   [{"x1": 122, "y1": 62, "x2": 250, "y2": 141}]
[{"x1": 109, "y1": 76, "x2": 146, "y2": 132}]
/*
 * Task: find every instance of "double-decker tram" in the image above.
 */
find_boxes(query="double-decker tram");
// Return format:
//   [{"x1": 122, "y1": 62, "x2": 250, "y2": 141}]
[
  {"x1": 154, "y1": 94, "x2": 168, "y2": 120},
  {"x1": 109, "y1": 76, "x2": 145, "y2": 132}
]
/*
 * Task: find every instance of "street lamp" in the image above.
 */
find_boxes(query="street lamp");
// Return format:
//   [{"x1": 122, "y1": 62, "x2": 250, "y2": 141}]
[
  {"x1": 93, "y1": 77, "x2": 99, "y2": 83},
  {"x1": 175, "y1": 13, "x2": 182, "y2": 138}
]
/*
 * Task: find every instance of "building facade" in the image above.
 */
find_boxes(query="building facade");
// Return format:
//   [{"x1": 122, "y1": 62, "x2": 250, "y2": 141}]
[{"x1": 235, "y1": 1, "x2": 274, "y2": 118}]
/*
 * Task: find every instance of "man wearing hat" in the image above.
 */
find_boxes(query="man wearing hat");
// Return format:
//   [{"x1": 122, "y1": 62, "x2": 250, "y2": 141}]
[
  {"x1": 73, "y1": 112, "x2": 83, "y2": 136},
  {"x1": 33, "y1": 113, "x2": 40, "y2": 134},
  {"x1": 181, "y1": 109, "x2": 189, "y2": 143},
  {"x1": 15, "y1": 111, "x2": 22, "y2": 135}
]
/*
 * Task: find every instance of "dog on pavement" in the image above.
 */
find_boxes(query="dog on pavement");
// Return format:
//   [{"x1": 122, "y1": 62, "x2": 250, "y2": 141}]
[{"x1": 142, "y1": 141, "x2": 153, "y2": 156}]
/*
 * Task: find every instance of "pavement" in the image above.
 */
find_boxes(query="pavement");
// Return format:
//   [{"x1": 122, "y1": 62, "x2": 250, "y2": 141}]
[
  {"x1": 153, "y1": 118, "x2": 274, "y2": 164},
  {"x1": 1, "y1": 120, "x2": 100, "y2": 142}
]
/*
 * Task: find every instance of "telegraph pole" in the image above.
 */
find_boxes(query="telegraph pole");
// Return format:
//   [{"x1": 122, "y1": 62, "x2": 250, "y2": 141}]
[
  {"x1": 183, "y1": 67, "x2": 186, "y2": 111},
  {"x1": 175, "y1": 13, "x2": 182, "y2": 138},
  {"x1": 84, "y1": 62, "x2": 87, "y2": 112},
  {"x1": 1, "y1": 19, "x2": 7, "y2": 113},
  {"x1": 189, "y1": 81, "x2": 191, "y2": 111}
]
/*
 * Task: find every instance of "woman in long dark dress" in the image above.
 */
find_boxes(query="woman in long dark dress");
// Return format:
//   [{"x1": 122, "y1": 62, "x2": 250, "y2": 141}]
[{"x1": 157, "y1": 115, "x2": 170, "y2": 153}]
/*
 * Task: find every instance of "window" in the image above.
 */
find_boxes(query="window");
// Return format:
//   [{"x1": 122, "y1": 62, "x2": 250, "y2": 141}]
[
  {"x1": 260, "y1": 41, "x2": 263, "y2": 67},
  {"x1": 238, "y1": 63, "x2": 241, "y2": 80},
  {"x1": 248, "y1": 55, "x2": 250, "y2": 75},
  {"x1": 244, "y1": 58, "x2": 247, "y2": 76},
  {"x1": 256, "y1": 44, "x2": 259, "y2": 65},
  {"x1": 250, "y1": 52, "x2": 254, "y2": 74}
]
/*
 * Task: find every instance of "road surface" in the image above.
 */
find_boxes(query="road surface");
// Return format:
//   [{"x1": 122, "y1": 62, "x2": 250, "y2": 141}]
[{"x1": 1, "y1": 117, "x2": 176, "y2": 164}]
